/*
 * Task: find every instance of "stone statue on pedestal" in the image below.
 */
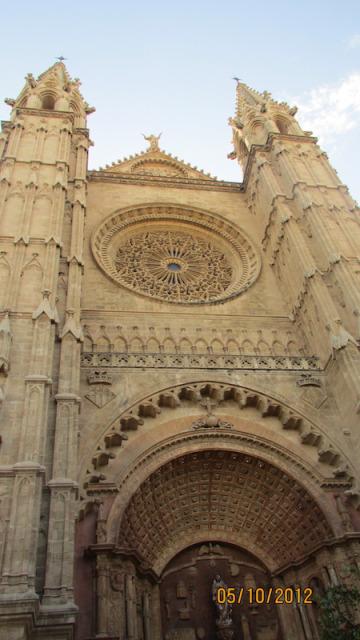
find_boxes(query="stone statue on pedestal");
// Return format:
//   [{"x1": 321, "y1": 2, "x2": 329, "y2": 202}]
[{"x1": 212, "y1": 575, "x2": 234, "y2": 640}]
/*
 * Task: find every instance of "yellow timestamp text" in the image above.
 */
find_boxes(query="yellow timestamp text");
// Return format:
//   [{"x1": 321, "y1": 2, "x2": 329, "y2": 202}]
[{"x1": 216, "y1": 587, "x2": 313, "y2": 606}]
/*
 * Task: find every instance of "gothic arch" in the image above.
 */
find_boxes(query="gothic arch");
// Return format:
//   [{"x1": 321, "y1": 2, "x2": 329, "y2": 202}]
[
  {"x1": 210, "y1": 338, "x2": 225, "y2": 353},
  {"x1": 145, "y1": 337, "x2": 161, "y2": 353},
  {"x1": 113, "y1": 336, "x2": 128, "y2": 352},
  {"x1": 194, "y1": 338, "x2": 209, "y2": 353},
  {"x1": 162, "y1": 337, "x2": 177, "y2": 353},
  {"x1": 178, "y1": 337, "x2": 192, "y2": 353},
  {"x1": 1, "y1": 191, "x2": 24, "y2": 236},
  {"x1": 226, "y1": 338, "x2": 240, "y2": 353},
  {"x1": 84, "y1": 380, "x2": 354, "y2": 482},
  {"x1": 109, "y1": 444, "x2": 339, "y2": 575}
]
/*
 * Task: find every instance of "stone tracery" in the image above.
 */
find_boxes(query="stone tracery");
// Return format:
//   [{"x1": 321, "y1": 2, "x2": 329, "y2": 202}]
[
  {"x1": 91, "y1": 204, "x2": 262, "y2": 305},
  {"x1": 114, "y1": 228, "x2": 233, "y2": 303}
]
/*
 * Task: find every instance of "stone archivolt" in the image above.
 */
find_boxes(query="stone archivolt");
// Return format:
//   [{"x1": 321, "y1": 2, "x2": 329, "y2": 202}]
[
  {"x1": 83, "y1": 382, "x2": 354, "y2": 504},
  {"x1": 118, "y1": 450, "x2": 333, "y2": 570},
  {"x1": 91, "y1": 204, "x2": 261, "y2": 304}
]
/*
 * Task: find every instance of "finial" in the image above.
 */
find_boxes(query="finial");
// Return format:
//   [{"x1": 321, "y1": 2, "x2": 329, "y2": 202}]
[
  {"x1": 55, "y1": 56, "x2": 67, "y2": 62},
  {"x1": 142, "y1": 132, "x2": 162, "y2": 151}
]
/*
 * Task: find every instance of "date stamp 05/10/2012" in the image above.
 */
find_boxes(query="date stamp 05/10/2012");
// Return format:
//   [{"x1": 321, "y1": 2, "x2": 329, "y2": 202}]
[{"x1": 216, "y1": 587, "x2": 313, "y2": 606}]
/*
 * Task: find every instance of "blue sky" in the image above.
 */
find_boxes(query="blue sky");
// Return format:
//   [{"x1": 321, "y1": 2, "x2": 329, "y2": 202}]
[{"x1": 1, "y1": 0, "x2": 360, "y2": 201}]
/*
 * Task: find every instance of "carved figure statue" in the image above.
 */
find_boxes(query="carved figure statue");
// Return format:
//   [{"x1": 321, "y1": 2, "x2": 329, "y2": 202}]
[
  {"x1": 228, "y1": 116, "x2": 244, "y2": 130},
  {"x1": 142, "y1": 132, "x2": 162, "y2": 151},
  {"x1": 212, "y1": 575, "x2": 233, "y2": 625}
]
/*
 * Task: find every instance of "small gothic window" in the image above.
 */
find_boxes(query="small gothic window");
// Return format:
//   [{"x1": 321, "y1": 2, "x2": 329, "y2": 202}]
[
  {"x1": 275, "y1": 118, "x2": 290, "y2": 134},
  {"x1": 42, "y1": 95, "x2": 55, "y2": 110}
]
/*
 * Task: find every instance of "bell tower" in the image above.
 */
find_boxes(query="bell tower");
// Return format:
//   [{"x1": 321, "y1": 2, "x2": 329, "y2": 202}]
[
  {"x1": 0, "y1": 62, "x2": 94, "y2": 635},
  {"x1": 229, "y1": 81, "x2": 360, "y2": 446}
]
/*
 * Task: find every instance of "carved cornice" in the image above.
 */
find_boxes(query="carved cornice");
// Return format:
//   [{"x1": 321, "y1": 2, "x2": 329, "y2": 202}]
[
  {"x1": 88, "y1": 170, "x2": 242, "y2": 193},
  {"x1": 81, "y1": 351, "x2": 320, "y2": 371},
  {"x1": 15, "y1": 107, "x2": 75, "y2": 121},
  {"x1": 85, "y1": 544, "x2": 159, "y2": 582}
]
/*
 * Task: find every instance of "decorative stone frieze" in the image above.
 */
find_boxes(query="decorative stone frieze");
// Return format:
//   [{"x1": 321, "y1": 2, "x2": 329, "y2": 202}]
[{"x1": 81, "y1": 351, "x2": 319, "y2": 371}]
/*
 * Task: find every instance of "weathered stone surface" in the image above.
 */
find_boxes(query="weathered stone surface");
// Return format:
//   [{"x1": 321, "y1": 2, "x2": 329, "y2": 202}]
[{"x1": 0, "y1": 64, "x2": 359, "y2": 640}]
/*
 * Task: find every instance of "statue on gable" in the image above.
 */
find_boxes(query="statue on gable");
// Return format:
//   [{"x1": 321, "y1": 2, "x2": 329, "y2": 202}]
[{"x1": 142, "y1": 132, "x2": 162, "y2": 151}]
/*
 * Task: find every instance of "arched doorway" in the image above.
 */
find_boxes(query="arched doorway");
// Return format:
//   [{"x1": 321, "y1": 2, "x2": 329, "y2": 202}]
[
  {"x1": 160, "y1": 542, "x2": 282, "y2": 640},
  {"x1": 76, "y1": 379, "x2": 359, "y2": 640},
  {"x1": 118, "y1": 450, "x2": 332, "y2": 575},
  {"x1": 92, "y1": 449, "x2": 332, "y2": 640}
]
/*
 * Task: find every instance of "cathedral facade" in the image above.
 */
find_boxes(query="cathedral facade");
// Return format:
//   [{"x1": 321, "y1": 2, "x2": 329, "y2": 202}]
[{"x1": 0, "y1": 63, "x2": 359, "y2": 640}]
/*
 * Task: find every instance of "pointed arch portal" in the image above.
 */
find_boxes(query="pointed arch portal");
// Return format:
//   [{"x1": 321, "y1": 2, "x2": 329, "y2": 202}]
[{"x1": 75, "y1": 381, "x2": 356, "y2": 640}]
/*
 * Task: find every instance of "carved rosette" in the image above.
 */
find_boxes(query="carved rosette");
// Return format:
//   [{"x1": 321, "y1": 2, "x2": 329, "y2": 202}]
[{"x1": 91, "y1": 205, "x2": 261, "y2": 305}]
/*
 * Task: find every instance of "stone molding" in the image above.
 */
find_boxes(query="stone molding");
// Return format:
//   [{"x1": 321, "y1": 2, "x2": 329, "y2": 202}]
[
  {"x1": 81, "y1": 351, "x2": 319, "y2": 371},
  {"x1": 83, "y1": 381, "x2": 355, "y2": 507},
  {"x1": 88, "y1": 170, "x2": 242, "y2": 192}
]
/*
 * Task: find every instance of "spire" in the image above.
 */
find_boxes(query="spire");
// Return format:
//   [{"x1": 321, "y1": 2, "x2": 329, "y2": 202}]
[
  {"x1": 228, "y1": 80, "x2": 305, "y2": 169},
  {"x1": 4, "y1": 61, "x2": 95, "y2": 124}
]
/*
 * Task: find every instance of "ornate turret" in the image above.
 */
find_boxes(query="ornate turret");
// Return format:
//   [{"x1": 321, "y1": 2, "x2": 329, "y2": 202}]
[
  {"x1": 4, "y1": 62, "x2": 95, "y2": 127},
  {"x1": 228, "y1": 81, "x2": 305, "y2": 169}
]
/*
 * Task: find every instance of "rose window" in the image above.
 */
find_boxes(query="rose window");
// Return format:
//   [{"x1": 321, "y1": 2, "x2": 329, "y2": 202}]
[
  {"x1": 114, "y1": 229, "x2": 233, "y2": 303},
  {"x1": 91, "y1": 205, "x2": 261, "y2": 305}
]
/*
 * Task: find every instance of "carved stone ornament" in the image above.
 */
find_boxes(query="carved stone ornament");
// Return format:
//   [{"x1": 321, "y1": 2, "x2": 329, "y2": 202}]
[
  {"x1": 85, "y1": 369, "x2": 115, "y2": 407},
  {"x1": 192, "y1": 415, "x2": 233, "y2": 430},
  {"x1": 91, "y1": 205, "x2": 261, "y2": 305},
  {"x1": 110, "y1": 569, "x2": 125, "y2": 591},
  {"x1": 192, "y1": 397, "x2": 232, "y2": 429},
  {"x1": 87, "y1": 369, "x2": 112, "y2": 385},
  {"x1": 296, "y1": 374, "x2": 322, "y2": 388}
]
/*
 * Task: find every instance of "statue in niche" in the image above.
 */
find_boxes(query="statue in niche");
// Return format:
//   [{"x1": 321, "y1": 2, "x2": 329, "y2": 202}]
[
  {"x1": 176, "y1": 580, "x2": 187, "y2": 598},
  {"x1": 189, "y1": 584, "x2": 197, "y2": 609},
  {"x1": 212, "y1": 575, "x2": 233, "y2": 626},
  {"x1": 178, "y1": 601, "x2": 191, "y2": 620},
  {"x1": 164, "y1": 588, "x2": 171, "y2": 620},
  {"x1": 335, "y1": 494, "x2": 353, "y2": 532}
]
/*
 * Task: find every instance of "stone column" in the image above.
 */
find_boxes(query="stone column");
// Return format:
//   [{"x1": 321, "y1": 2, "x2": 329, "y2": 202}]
[
  {"x1": 96, "y1": 555, "x2": 110, "y2": 637},
  {"x1": 43, "y1": 131, "x2": 89, "y2": 606},
  {"x1": 272, "y1": 578, "x2": 302, "y2": 640},
  {"x1": 151, "y1": 584, "x2": 162, "y2": 640},
  {"x1": 294, "y1": 584, "x2": 313, "y2": 640},
  {"x1": 143, "y1": 589, "x2": 151, "y2": 640},
  {"x1": 125, "y1": 573, "x2": 137, "y2": 640},
  {"x1": 0, "y1": 295, "x2": 56, "y2": 595}
]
